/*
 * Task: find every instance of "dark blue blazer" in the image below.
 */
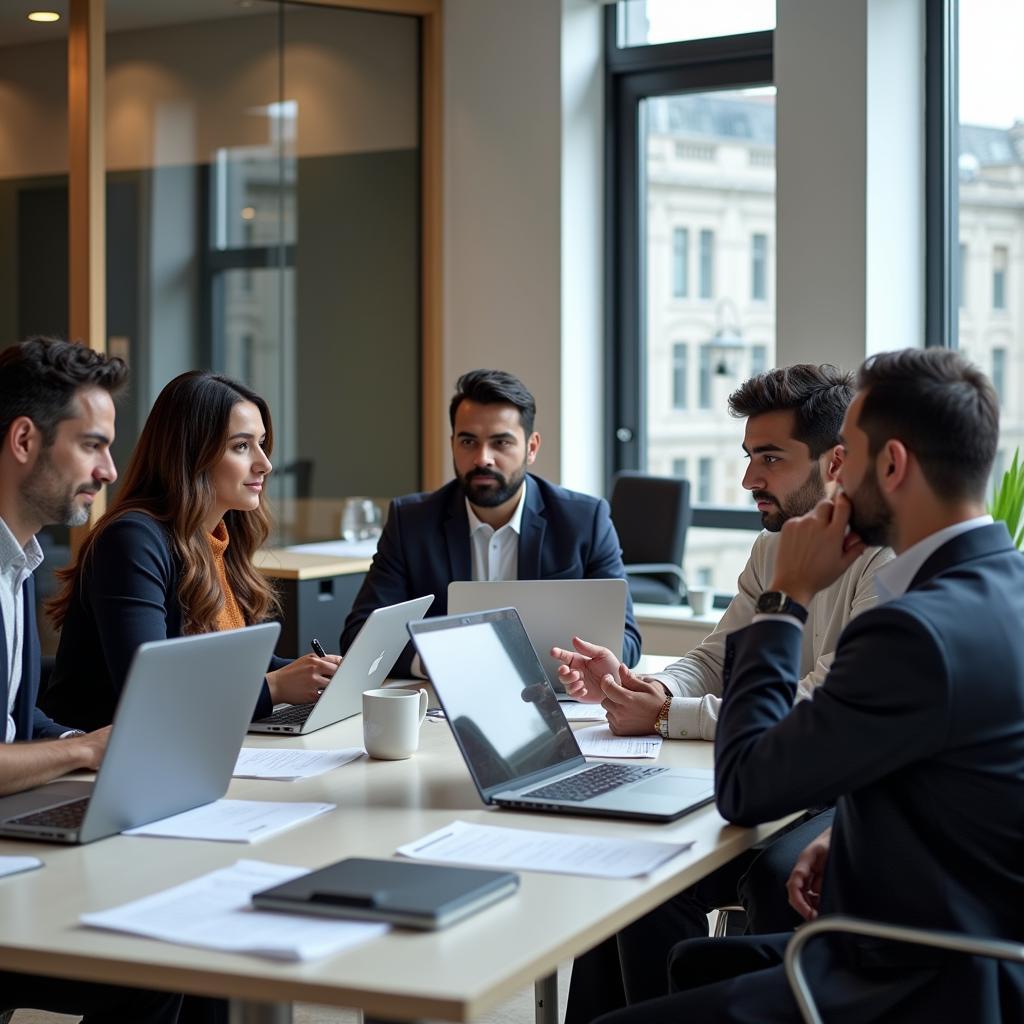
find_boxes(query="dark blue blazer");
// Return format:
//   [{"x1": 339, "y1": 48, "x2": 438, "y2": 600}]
[
  {"x1": 0, "y1": 574, "x2": 66, "y2": 741},
  {"x1": 41, "y1": 512, "x2": 285, "y2": 732},
  {"x1": 716, "y1": 523, "x2": 1024, "y2": 1017},
  {"x1": 340, "y1": 474, "x2": 642, "y2": 677}
]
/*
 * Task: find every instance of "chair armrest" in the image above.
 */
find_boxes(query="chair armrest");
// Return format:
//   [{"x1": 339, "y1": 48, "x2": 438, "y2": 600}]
[
  {"x1": 784, "y1": 915, "x2": 1024, "y2": 1024},
  {"x1": 622, "y1": 562, "x2": 687, "y2": 593}
]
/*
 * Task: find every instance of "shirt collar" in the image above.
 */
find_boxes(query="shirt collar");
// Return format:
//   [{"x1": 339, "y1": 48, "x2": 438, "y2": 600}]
[
  {"x1": 0, "y1": 515, "x2": 44, "y2": 578},
  {"x1": 874, "y1": 514, "x2": 993, "y2": 603},
  {"x1": 466, "y1": 478, "x2": 528, "y2": 537}
]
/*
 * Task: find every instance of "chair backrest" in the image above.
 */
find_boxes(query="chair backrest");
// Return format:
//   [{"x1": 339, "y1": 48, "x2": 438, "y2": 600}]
[{"x1": 609, "y1": 471, "x2": 692, "y2": 601}]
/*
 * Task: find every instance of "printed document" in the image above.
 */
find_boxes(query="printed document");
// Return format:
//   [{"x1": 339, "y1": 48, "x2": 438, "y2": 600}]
[
  {"x1": 284, "y1": 539, "x2": 379, "y2": 558},
  {"x1": 0, "y1": 855, "x2": 42, "y2": 879},
  {"x1": 234, "y1": 747, "x2": 364, "y2": 781},
  {"x1": 398, "y1": 819, "x2": 693, "y2": 879},
  {"x1": 123, "y1": 799, "x2": 334, "y2": 843},
  {"x1": 575, "y1": 725, "x2": 662, "y2": 759},
  {"x1": 560, "y1": 702, "x2": 608, "y2": 722},
  {"x1": 81, "y1": 859, "x2": 387, "y2": 961}
]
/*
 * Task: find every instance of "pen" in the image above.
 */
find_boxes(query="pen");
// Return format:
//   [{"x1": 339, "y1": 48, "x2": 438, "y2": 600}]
[{"x1": 310, "y1": 638, "x2": 327, "y2": 658}]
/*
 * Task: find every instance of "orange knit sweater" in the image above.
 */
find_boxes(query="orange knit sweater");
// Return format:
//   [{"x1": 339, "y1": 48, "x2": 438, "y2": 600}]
[{"x1": 207, "y1": 521, "x2": 246, "y2": 631}]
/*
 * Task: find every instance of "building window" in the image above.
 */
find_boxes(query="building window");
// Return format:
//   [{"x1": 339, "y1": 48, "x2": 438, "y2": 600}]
[
  {"x1": 992, "y1": 246, "x2": 1008, "y2": 310},
  {"x1": 695, "y1": 567, "x2": 713, "y2": 587},
  {"x1": 751, "y1": 232, "x2": 768, "y2": 300},
  {"x1": 671, "y1": 342, "x2": 688, "y2": 409},
  {"x1": 698, "y1": 343, "x2": 712, "y2": 410},
  {"x1": 699, "y1": 229, "x2": 714, "y2": 299},
  {"x1": 672, "y1": 227, "x2": 689, "y2": 297},
  {"x1": 672, "y1": 457, "x2": 688, "y2": 480},
  {"x1": 992, "y1": 347, "x2": 1007, "y2": 405},
  {"x1": 697, "y1": 456, "x2": 713, "y2": 503},
  {"x1": 750, "y1": 344, "x2": 767, "y2": 377},
  {"x1": 958, "y1": 243, "x2": 967, "y2": 308}
]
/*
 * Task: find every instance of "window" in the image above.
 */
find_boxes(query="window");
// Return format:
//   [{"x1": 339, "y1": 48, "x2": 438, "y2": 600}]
[
  {"x1": 959, "y1": 243, "x2": 968, "y2": 308},
  {"x1": 672, "y1": 227, "x2": 689, "y2": 297},
  {"x1": 616, "y1": 0, "x2": 775, "y2": 48},
  {"x1": 992, "y1": 347, "x2": 1007, "y2": 405},
  {"x1": 699, "y1": 229, "x2": 715, "y2": 299},
  {"x1": 697, "y1": 457, "x2": 713, "y2": 503},
  {"x1": 992, "y1": 246, "x2": 1008, "y2": 310},
  {"x1": 750, "y1": 344, "x2": 767, "y2": 377},
  {"x1": 672, "y1": 457, "x2": 689, "y2": 480},
  {"x1": 698, "y1": 343, "x2": 713, "y2": 410},
  {"x1": 671, "y1": 342, "x2": 688, "y2": 409},
  {"x1": 751, "y1": 232, "x2": 768, "y2": 300}
]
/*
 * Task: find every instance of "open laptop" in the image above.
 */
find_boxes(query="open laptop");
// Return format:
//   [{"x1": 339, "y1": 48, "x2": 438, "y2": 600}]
[
  {"x1": 408, "y1": 608, "x2": 714, "y2": 823},
  {"x1": 447, "y1": 579, "x2": 628, "y2": 697},
  {"x1": 249, "y1": 595, "x2": 434, "y2": 735},
  {"x1": 0, "y1": 623, "x2": 280, "y2": 844}
]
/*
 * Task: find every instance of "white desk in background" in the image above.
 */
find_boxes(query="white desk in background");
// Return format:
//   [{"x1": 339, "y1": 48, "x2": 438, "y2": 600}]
[{"x1": 0, "y1": 665, "x2": 793, "y2": 1024}]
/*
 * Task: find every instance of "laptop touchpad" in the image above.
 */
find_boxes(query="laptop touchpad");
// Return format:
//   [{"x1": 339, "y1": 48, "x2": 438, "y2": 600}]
[{"x1": 632, "y1": 777, "x2": 712, "y2": 799}]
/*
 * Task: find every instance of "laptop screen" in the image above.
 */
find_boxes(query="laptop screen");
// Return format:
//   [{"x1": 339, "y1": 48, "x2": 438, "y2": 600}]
[{"x1": 409, "y1": 609, "x2": 584, "y2": 796}]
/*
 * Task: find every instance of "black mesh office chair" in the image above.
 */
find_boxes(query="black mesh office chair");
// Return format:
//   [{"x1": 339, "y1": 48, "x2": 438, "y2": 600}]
[{"x1": 609, "y1": 471, "x2": 692, "y2": 605}]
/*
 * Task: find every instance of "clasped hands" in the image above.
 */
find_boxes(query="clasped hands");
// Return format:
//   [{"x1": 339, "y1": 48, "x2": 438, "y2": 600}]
[{"x1": 550, "y1": 637, "x2": 668, "y2": 736}]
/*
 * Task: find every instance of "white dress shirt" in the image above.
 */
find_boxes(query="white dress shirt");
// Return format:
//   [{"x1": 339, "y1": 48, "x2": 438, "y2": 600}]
[
  {"x1": 466, "y1": 481, "x2": 528, "y2": 582},
  {"x1": 0, "y1": 516, "x2": 44, "y2": 743}
]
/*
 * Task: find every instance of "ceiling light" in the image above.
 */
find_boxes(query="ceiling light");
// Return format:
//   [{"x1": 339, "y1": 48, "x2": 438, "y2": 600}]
[
  {"x1": 241, "y1": 206, "x2": 256, "y2": 221},
  {"x1": 27, "y1": 11, "x2": 61, "y2": 22}
]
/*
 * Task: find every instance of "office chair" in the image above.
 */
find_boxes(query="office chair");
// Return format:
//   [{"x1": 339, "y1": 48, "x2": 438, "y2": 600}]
[
  {"x1": 784, "y1": 915, "x2": 1024, "y2": 1024},
  {"x1": 609, "y1": 472, "x2": 692, "y2": 605}
]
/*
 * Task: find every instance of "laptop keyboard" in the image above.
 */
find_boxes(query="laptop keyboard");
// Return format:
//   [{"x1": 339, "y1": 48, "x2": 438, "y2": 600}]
[
  {"x1": 257, "y1": 702, "x2": 315, "y2": 725},
  {"x1": 7, "y1": 797, "x2": 90, "y2": 830},
  {"x1": 522, "y1": 763, "x2": 667, "y2": 802}
]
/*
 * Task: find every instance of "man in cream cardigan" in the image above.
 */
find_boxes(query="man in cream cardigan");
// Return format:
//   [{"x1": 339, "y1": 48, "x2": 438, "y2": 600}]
[{"x1": 559, "y1": 364, "x2": 892, "y2": 1022}]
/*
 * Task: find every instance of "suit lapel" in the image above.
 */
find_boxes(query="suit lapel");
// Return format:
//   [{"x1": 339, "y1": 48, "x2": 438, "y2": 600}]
[
  {"x1": 18, "y1": 576, "x2": 39, "y2": 739},
  {"x1": 517, "y1": 476, "x2": 546, "y2": 579},
  {"x1": 910, "y1": 521, "x2": 1015, "y2": 591},
  {"x1": 0, "y1": 588, "x2": 8, "y2": 736},
  {"x1": 444, "y1": 486, "x2": 472, "y2": 582}
]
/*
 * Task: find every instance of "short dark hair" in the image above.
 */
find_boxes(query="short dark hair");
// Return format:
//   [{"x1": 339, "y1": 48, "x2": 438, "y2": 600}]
[
  {"x1": 856, "y1": 348, "x2": 998, "y2": 502},
  {"x1": 0, "y1": 337, "x2": 128, "y2": 446},
  {"x1": 728, "y1": 363, "x2": 854, "y2": 458},
  {"x1": 449, "y1": 369, "x2": 537, "y2": 436}
]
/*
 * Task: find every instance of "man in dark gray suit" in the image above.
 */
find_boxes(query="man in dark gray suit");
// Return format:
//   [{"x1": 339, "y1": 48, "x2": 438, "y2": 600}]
[{"x1": 596, "y1": 347, "x2": 1024, "y2": 1023}]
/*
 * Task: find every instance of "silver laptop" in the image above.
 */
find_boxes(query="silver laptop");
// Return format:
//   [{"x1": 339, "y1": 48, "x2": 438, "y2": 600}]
[
  {"x1": 249, "y1": 595, "x2": 434, "y2": 735},
  {"x1": 447, "y1": 579, "x2": 628, "y2": 697},
  {"x1": 0, "y1": 623, "x2": 280, "y2": 844},
  {"x1": 408, "y1": 608, "x2": 714, "y2": 823}
]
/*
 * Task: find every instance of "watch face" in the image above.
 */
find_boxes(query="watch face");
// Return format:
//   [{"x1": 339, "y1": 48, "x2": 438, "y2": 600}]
[{"x1": 758, "y1": 592, "x2": 785, "y2": 613}]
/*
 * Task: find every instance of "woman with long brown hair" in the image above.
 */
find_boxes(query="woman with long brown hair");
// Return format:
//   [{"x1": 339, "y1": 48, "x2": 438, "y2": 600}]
[{"x1": 41, "y1": 371, "x2": 338, "y2": 730}]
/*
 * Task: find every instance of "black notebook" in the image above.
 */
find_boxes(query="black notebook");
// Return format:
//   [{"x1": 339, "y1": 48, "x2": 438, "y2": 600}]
[{"x1": 252, "y1": 857, "x2": 520, "y2": 930}]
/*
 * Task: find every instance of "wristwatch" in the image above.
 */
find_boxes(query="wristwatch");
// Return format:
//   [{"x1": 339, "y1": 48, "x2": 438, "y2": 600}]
[
  {"x1": 755, "y1": 591, "x2": 809, "y2": 623},
  {"x1": 654, "y1": 696, "x2": 673, "y2": 739}
]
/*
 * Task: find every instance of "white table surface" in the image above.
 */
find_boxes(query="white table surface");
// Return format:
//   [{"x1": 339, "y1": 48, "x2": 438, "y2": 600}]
[{"x1": 0, "y1": 672, "x2": 791, "y2": 1022}]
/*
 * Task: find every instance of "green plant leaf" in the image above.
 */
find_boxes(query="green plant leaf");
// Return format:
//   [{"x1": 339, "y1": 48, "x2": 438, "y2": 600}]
[{"x1": 988, "y1": 448, "x2": 1024, "y2": 551}]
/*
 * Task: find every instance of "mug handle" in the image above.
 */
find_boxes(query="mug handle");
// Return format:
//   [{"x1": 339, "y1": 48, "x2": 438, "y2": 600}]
[{"x1": 416, "y1": 688, "x2": 428, "y2": 725}]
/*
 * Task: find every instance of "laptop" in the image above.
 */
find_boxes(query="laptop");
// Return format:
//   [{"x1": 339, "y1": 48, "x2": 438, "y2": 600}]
[
  {"x1": 447, "y1": 579, "x2": 628, "y2": 697},
  {"x1": 0, "y1": 623, "x2": 280, "y2": 844},
  {"x1": 408, "y1": 608, "x2": 715, "y2": 823},
  {"x1": 249, "y1": 595, "x2": 434, "y2": 735}
]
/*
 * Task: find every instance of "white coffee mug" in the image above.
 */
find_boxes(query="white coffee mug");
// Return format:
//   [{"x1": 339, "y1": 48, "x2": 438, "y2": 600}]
[
  {"x1": 687, "y1": 585, "x2": 713, "y2": 616},
  {"x1": 362, "y1": 687, "x2": 428, "y2": 760}
]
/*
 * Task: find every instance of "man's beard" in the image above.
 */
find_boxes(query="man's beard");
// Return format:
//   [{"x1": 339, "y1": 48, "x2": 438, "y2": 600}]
[
  {"x1": 21, "y1": 450, "x2": 99, "y2": 528},
  {"x1": 751, "y1": 463, "x2": 826, "y2": 532},
  {"x1": 846, "y1": 469, "x2": 893, "y2": 548},
  {"x1": 456, "y1": 461, "x2": 528, "y2": 508}
]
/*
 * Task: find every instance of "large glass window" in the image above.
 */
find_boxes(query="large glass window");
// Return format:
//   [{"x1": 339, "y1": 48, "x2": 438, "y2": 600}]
[
  {"x1": 957, "y1": 0, "x2": 1024, "y2": 482},
  {"x1": 672, "y1": 227, "x2": 689, "y2": 297},
  {"x1": 617, "y1": 1, "x2": 775, "y2": 48}
]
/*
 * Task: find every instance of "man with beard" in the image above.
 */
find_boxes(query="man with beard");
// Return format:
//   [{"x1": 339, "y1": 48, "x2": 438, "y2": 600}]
[
  {"x1": 339, "y1": 368, "x2": 640, "y2": 676},
  {"x1": 595, "y1": 348, "x2": 1024, "y2": 1023},
  {"x1": 0, "y1": 336, "x2": 182, "y2": 1022},
  {"x1": 559, "y1": 364, "x2": 892, "y2": 1024}
]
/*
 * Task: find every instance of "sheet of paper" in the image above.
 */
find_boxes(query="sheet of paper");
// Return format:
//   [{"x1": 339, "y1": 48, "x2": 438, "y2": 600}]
[
  {"x1": 398, "y1": 819, "x2": 693, "y2": 879},
  {"x1": 0, "y1": 855, "x2": 42, "y2": 879},
  {"x1": 123, "y1": 800, "x2": 334, "y2": 843},
  {"x1": 234, "y1": 747, "x2": 364, "y2": 781},
  {"x1": 81, "y1": 859, "x2": 387, "y2": 962},
  {"x1": 560, "y1": 701, "x2": 608, "y2": 722},
  {"x1": 575, "y1": 725, "x2": 662, "y2": 759},
  {"x1": 285, "y1": 539, "x2": 379, "y2": 558}
]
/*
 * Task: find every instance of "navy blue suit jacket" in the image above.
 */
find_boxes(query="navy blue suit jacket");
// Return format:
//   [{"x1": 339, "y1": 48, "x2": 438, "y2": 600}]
[
  {"x1": 716, "y1": 523, "x2": 1024, "y2": 1016},
  {"x1": 340, "y1": 474, "x2": 642, "y2": 677},
  {"x1": 41, "y1": 512, "x2": 286, "y2": 732},
  {"x1": 1, "y1": 574, "x2": 66, "y2": 741}
]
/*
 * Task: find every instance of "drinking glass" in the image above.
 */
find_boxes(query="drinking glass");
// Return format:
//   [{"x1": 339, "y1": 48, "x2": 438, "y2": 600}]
[{"x1": 340, "y1": 497, "x2": 382, "y2": 541}]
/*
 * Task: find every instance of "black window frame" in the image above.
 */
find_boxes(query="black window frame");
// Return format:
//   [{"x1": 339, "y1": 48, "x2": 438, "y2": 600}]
[{"x1": 604, "y1": 6, "x2": 770, "y2": 531}]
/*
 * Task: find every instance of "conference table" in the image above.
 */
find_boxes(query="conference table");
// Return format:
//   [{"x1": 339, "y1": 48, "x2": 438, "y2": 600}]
[{"x1": 0, "y1": 660, "x2": 796, "y2": 1024}]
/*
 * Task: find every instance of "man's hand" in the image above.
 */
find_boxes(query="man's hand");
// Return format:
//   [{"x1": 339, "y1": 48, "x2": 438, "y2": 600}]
[
  {"x1": 602, "y1": 664, "x2": 668, "y2": 736},
  {"x1": 786, "y1": 826, "x2": 832, "y2": 921},
  {"x1": 551, "y1": 637, "x2": 621, "y2": 703},
  {"x1": 768, "y1": 494, "x2": 866, "y2": 607},
  {"x1": 71, "y1": 726, "x2": 112, "y2": 772}
]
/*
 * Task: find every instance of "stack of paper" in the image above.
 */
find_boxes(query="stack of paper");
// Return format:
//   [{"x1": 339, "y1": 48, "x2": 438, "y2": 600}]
[
  {"x1": 233, "y1": 747, "x2": 364, "y2": 781},
  {"x1": 0, "y1": 856, "x2": 42, "y2": 879},
  {"x1": 398, "y1": 820, "x2": 693, "y2": 879},
  {"x1": 560, "y1": 702, "x2": 608, "y2": 722},
  {"x1": 575, "y1": 725, "x2": 662, "y2": 759},
  {"x1": 124, "y1": 799, "x2": 334, "y2": 843},
  {"x1": 285, "y1": 539, "x2": 380, "y2": 558},
  {"x1": 81, "y1": 859, "x2": 387, "y2": 961}
]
